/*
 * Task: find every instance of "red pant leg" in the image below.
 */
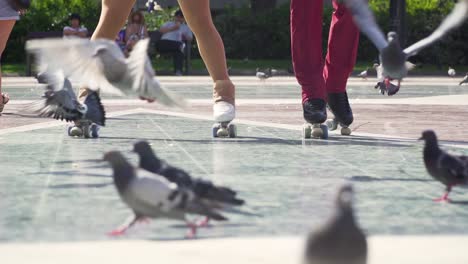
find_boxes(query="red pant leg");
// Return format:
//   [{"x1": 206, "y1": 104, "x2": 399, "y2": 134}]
[
  {"x1": 290, "y1": 0, "x2": 326, "y2": 102},
  {"x1": 323, "y1": 0, "x2": 360, "y2": 94}
]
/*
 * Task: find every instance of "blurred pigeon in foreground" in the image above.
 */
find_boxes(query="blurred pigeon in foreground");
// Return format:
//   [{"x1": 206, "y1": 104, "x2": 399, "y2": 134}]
[
  {"x1": 342, "y1": 0, "x2": 468, "y2": 93},
  {"x1": 26, "y1": 38, "x2": 185, "y2": 108},
  {"x1": 305, "y1": 184, "x2": 367, "y2": 264},
  {"x1": 133, "y1": 141, "x2": 244, "y2": 225},
  {"x1": 25, "y1": 71, "x2": 105, "y2": 126},
  {"x1": 459, "y1": 73, "x2": 468, "y2": 86},
  {"x1": 448, "y1": 67, "x2": 456, "y2": 77},
  {"x1": 420, "y1": 130, "x2": 468, "y2": 202},
  {"x1": 104, "y1": 151, "x2": 232, "y2": 238}
]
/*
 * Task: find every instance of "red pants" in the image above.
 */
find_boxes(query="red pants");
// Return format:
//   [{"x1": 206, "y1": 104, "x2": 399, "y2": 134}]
[{"x1": 291, "y1": 0, "x2": 360, "y2": 102}]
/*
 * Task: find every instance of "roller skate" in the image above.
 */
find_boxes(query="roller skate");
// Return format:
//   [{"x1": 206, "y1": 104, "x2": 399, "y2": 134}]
[
  {"x1": 212, "y1": 80, "x2": 236, "y2": 138},
  {"x1": 67, "y1": 120, "x2": 100, "y2": 138},
  {"x1": 302, "y1": 98, "x2": 328, "y2": 139},
  {"x1": 326, "y1": 92, "x2": 353, "y2": 136}
]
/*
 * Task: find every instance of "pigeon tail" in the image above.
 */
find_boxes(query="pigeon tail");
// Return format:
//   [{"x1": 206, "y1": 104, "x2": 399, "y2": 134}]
[{"x1": 83, "y1": 92, "x2": 106, "y2": 126}]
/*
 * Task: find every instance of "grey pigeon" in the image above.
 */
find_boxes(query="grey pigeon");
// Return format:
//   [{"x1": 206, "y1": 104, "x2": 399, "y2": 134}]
[
  {"x1": 342, "y1": 0, "x2": 468, "y2": 92},
  {"x1": 133, "y1": 141, "x2": 245, "y2": 208},
  {"x1": 25, "y1": 72, "x2": 105, "y2": 125},
  {"x1": 459, "y1": 73, "x2": 468, "y2": 85},
  {"x1": 256, "y1": 68, "x2": 274, "y2": 80},
  {"x1": 305, "y1": 184, "x2": 367, "y2": 264},
  {"x1": 357, "y1": 68, "x2": 368, "y2": 79},
  {"x1": 420, "y1": 130, "x2": 468, "y2": 202},
  {"x1": 26, "y1": 38, "x2": 185, "y2": 108},
  {"x1": 104, "y1": 151, "x2": 229, "y2": 238}
]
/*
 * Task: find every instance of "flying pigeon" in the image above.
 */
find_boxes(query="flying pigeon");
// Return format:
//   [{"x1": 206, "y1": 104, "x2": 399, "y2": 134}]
[
  {"x1": 133, "y1": 141, "x2": 245, "y2": 216},
  {"x1": 304, "y1": 184, "x2": 367, "y2": 264},
  {"x1": 420, "y1": 130, "x2": 468, "y2": 202},
  {"x1": 25, "y1": 71, "x2": 105, "y2": 126},
  {"x1": 448, "y1": 67, "x2": 457, "y2": 77},
  {"x1": 459, "y1": 73, "x2": 468, "y2": 85},
  {"x1": 26, "y1": 38, "x2": 185, "y2": 108},
  {"x1": 342, "y1": 0, "x2": 468, "y2": 93},
  {"x1": 104, "y1": 151, "x2": 236, "y2": 238},
  {"x1": 357, "y1": 68, "x2": 368, "y2": 80}
]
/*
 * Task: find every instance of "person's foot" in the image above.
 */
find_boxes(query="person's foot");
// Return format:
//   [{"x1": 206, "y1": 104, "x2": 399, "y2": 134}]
[
  {"x1": 213, "y1": 101, "x2": 235, "y2": 122},
  {"x1": 0, "y1": 93, "x2": 10, "y2": 115},
  {"x1": 327, "y1": 92, "x2": 353, "y2": 126},
  {"x1": 303, "y1": 98, "x2": 327, "y2": 124}
]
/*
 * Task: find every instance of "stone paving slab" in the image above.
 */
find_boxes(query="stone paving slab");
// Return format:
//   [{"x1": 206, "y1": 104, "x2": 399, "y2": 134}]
[{"x1": 1, "y1": 236, "x2": 468, "y2": 264}]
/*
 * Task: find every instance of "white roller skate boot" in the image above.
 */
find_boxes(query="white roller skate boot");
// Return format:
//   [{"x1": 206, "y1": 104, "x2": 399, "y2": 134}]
[{"x1": 212, "y1": 80, "x2": 236, "y2": 138}]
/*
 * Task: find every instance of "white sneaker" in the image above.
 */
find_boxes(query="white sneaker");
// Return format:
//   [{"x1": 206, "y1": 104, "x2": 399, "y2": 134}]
[{"x1": 213, "y1": 101, "x2": 235, "y2": 122}]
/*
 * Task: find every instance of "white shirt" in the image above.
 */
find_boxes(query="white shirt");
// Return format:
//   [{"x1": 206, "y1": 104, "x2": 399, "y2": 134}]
[
  {"x1": 63, "y1": 26, "x2": 88, "y2": 39},
  {"x1": 160, "y1": 22, "x2": 193, "y2": 42}
]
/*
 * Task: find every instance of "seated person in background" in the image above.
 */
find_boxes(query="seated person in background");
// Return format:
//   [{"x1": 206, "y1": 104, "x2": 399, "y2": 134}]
[
  {"x1": 63, "y1": 13, "x2": 88, "y2": 38},
  {"x1": 125, "y1": 11, "x2": 148, "y2": 43},
  {"x1": 115, "y1": 29, "x2": 126, "y2": 52},
  {"x1": 157, "y1": 9, "x2": 193, "y2": 76}
]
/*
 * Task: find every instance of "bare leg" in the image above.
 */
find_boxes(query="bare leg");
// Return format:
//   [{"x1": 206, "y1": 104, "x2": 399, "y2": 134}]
[
  {"x1": 0, "y1": 20, "x2": 16, "y2": 114},
  {"x1": 92, "y1": 0, "x2": 136, "y2": 40},
  {"x1": 178, "y1": 0, "x2": 235, "y2": 122}
]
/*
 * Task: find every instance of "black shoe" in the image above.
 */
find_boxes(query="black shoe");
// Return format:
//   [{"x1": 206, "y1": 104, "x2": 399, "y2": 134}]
[
  {"x1": 327, "y1": 92, "x2": 353, "y2": 126},
  {"x1": 303, "y1": 98, "x2": 327, "y2": 124}
]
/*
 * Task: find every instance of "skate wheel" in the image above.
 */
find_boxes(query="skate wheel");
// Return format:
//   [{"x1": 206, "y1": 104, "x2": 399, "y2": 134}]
[
  {"x1": 326, "y1": 119, "x2": 338, "y2": 131},
  {"x1": 320, "y1": 124, "x2": 329, "y2": 139},
  {"x1": 212, "y1": 124, "x2": 220, "y2": 138},
  {"x1": 341, "y1": 126, "x2": 351, "y2": 136},
  {"x1": 217, "y1": 127, "x2": 229, "y2": 137},
  {"x1": 228, "y1": 123, "x2": 237, "y2": 138},
  {"x1": 302, "y1": 124, "x2": 312, "y2": 139},
  {"x1": 69, "y1": 126, "x2": 83, "y2": 137},
  {"x1": 90, "y1": 124, "x2": 99, "y2": 138}
]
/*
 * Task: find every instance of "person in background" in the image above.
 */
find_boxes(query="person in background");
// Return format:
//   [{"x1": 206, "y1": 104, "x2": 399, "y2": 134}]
[
  {"x1": 0, "y1": 0, "x2": 20, "y2": 115},
  {"x1": 156, "y1": 9, "x2": 193, "y2": 76},
  {"x1": 63, "y1": 13, "x2": 88, "y2": 38},
  {"x1": 125, "y1": 10, "x2": 148, "y2": 43}
]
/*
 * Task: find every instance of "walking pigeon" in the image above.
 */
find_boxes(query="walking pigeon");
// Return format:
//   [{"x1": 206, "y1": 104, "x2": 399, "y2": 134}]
[
  {"x1": 133, "y1": 141, "x2": 245, "y2": 208},
  {"x1": 420, "y1": 130, "x2": 468, "y2": 202},
  {"x1": 256, "y1": 68, "x2": 274, "y2": 80},
  {"x1": 304, "y1": 184, "x2": 367, "y2": 264},
  {"x1": 104, "y1": 151, "x2": 230, "y2": 238},
  {"x1": 341, "y1": 0, "x2": 468, "y2": 93},
  {"x1": 357, "y1": 68, "x2": 368, "y2": 80},
  {"x1": 448, "y1": 67, "x2": 457, "y2": 77},
  {"x1": 26, "y1": 38, "x2": 185, "y2": 108},
  {"x1": 459, "y1": 73, "x2": 468, "y2": 85},
  {"x1": 25, "y1": 71, "x2": 105, "y2": 126}
]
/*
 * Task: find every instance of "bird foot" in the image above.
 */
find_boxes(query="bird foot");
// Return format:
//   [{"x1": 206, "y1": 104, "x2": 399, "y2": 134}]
[
  {"x1": 196, "y1": 217, "x2": 210, "y2": 228},
  {"x1": 384, "y1": 78, "x2": 401, "y2": 96},
  {"x1": 434, "y1": 196, "x2": 451, "y2": 203},
  {"x1": 139, "y1": 96, "x2": 156, "y2": 103},
  {"x1": 185, "y1": 222, "x2": 198, "y2": 239},
  {"x1": 107, "y1": 228, "x2": 127, "y2": 236}
]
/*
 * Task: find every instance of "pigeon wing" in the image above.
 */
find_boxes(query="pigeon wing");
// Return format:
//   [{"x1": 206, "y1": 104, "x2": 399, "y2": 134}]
[
  {"x1": 404, "y1": 0, "x2": 468, "y2": 57},
  {"x1": 26, "y1": 38, "x2": 126, "y2": 96},
  {"x1": 126, "y1": 39, "x2": 186, "y2": 108},
  {"x1": 437, "y1": 151, "x2": 467, "y2": 179},
  {"x1": 341, "y1": 0, "x2": 388, "y2": 51}
]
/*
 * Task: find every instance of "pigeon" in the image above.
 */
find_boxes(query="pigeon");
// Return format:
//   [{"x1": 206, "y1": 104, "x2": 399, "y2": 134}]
[
  {"x1": 104, "y1": 151, "x2": 230, "y2": 238},
  {"x1": 26, "y1": 38, "x2": 185, "y2": 108},
  {"x1": 304, "y1": 184, "x2": 367, "y2": 264},
  {"x1": 448, "y1": 67, "x2": 457, "y2": 77},
  {"x1": 25, "y1": 71, "x2": 105, "y2": 125},
  {"x1": 133, "y1": 141, "x2": 244, "y2": 208},
  {"x1": 342, "y1": 0, "x2": 468, "y2": 93},
  {"x1": 256, "y1": 68, "x2": 274, "y2": 80},
  {"x1": 420, "y1": 130, "x2": 468, "y2": 202},
  {"x1": 460, "y1": 73, "x2": 468, "y2": 85},
  {"x1": 357, "y1": 68, "x2": 368, "y2": 79}
]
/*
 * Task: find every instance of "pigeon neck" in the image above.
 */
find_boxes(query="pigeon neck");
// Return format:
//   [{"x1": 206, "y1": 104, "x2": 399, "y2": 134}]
[
  {"x1": 112, "y1": 163, "x2": 135, "y2": 194},
  {"x1": 424, "y1": 138, "x2": 441, "y2": 157},
  {"x1": 140, "y1": 155, "x2": 163, "y2": 172}
]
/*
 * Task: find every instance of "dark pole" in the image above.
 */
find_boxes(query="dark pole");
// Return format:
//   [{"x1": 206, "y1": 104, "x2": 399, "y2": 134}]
[{"x1": 390, "y1": 0, "x2": 406, "y2": 46}]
